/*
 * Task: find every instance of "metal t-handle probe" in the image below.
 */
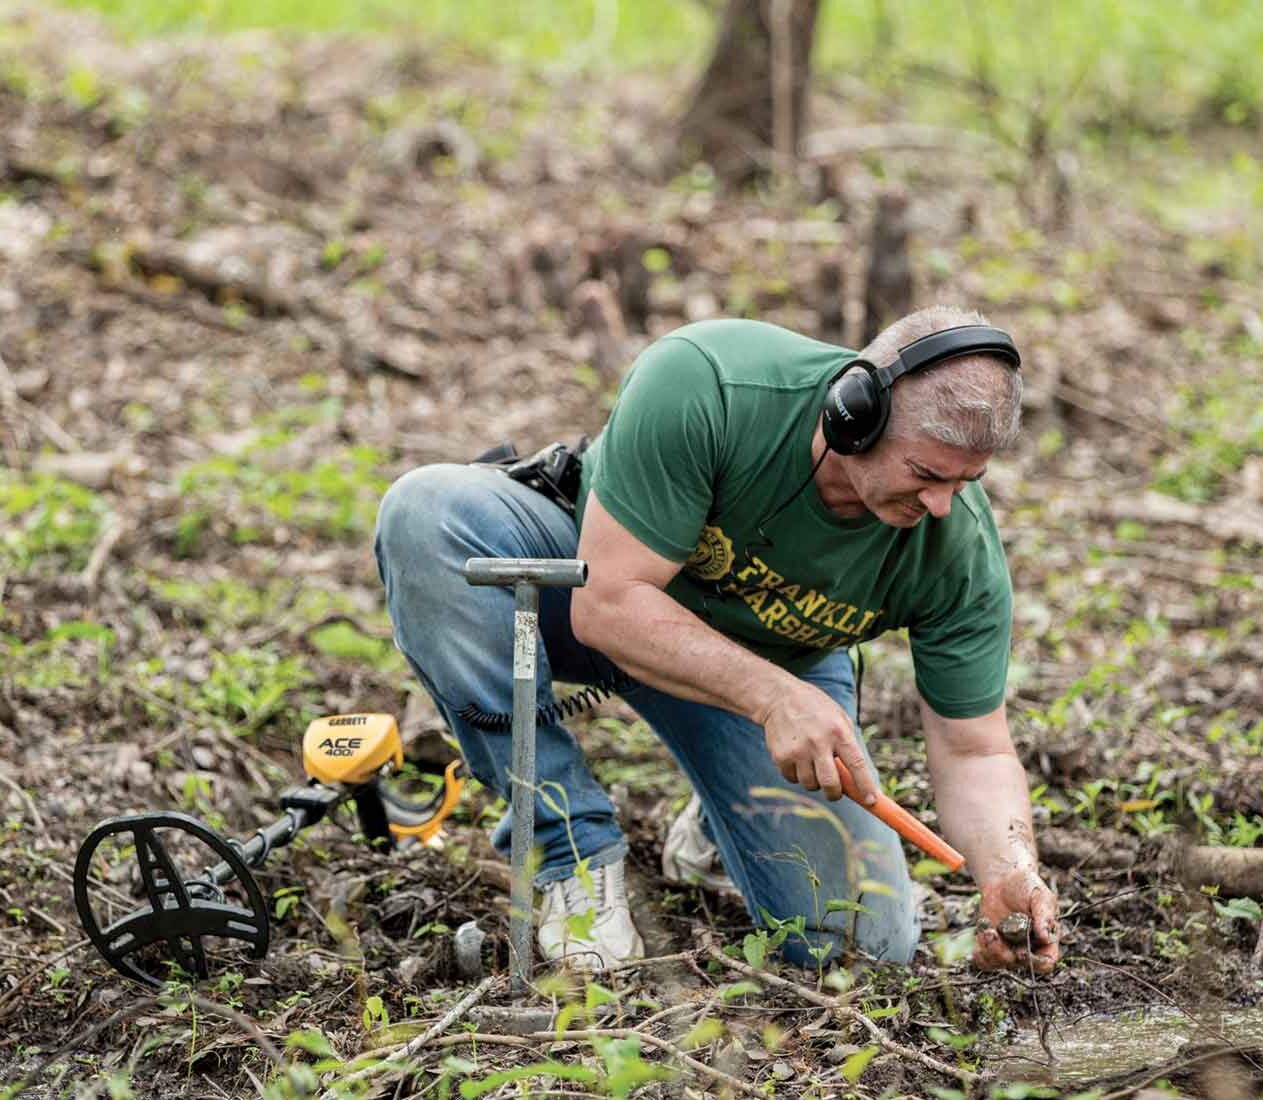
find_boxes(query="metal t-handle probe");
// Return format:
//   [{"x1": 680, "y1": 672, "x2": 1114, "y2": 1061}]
[{"x1": 464, "y1": 557, "x2": 589, "y2": 992}]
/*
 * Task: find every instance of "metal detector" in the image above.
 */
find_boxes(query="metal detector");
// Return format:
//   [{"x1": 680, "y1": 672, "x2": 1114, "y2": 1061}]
[{"x1": 73, "y1": 713, "x2": 464, "y2": 988}]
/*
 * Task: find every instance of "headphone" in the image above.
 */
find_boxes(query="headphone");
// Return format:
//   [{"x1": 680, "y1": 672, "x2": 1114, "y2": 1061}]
[{"x1": 821, "y1": 324, "x2": 1022, "y2": 455}]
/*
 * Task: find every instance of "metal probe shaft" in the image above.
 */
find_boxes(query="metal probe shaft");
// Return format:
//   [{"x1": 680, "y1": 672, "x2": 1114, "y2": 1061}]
[{"x1": 465, "y1": 557, "x2": 589, "y2": 993}]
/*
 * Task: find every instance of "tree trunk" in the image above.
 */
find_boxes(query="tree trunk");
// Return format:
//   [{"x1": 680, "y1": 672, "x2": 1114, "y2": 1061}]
[{"x1": 678, "y1": 0, "x2": 821, "y2": 184}]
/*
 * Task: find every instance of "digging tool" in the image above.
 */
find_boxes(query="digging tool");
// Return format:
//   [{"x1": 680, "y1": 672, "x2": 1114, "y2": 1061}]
[
  {"x1": 833, "y1": 756, "x2": 966, "y2": 871},
  {"x1": 73, "y1": 713, "x2": 465, "y2": 988},
  {"x1": 462, "y1": 556, "x2": 589, "y2": 993}
]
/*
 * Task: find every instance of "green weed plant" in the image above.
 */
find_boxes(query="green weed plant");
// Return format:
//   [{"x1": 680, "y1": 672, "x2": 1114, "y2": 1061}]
[{"x1": 0, "y1": 473, "x2": 108, "y2": 573}]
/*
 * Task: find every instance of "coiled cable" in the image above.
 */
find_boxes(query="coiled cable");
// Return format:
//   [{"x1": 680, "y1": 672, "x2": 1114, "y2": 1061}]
[{"x1": 457, "y1": 670, "x2": 638, "y2": 732}]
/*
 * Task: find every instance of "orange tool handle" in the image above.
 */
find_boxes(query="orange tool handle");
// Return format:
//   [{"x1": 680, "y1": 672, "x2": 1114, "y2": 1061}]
[{"x1": 834, "y1": 758, "x2": 966, "y2": 872}]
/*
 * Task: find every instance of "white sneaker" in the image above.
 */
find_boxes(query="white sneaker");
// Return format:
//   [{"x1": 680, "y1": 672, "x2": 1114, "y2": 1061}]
[
  {"x1": 662, "y1": 793, "x2": 738, "y2": 894},
  {"x1": 537, "y1": 857, "x2": 645, "y2": 971}
]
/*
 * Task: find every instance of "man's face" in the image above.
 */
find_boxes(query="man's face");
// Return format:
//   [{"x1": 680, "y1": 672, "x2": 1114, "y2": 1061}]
[{"x1": 845, "y1": 436, "x2": 993, "y2": 527}]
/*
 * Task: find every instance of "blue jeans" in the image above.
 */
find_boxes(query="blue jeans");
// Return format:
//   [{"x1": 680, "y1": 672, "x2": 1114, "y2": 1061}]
[{"x1": 374, "y1": 463, "x2": 920, "y2": 965}]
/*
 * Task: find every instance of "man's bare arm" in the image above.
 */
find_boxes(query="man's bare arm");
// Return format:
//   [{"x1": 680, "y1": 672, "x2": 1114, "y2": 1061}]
[
  {"x1": 921, "y1": 700, "x2": 1060, "y2": 972},
  {"x1": 572, "y1": 490, "x2": 880, "y2": 804}
]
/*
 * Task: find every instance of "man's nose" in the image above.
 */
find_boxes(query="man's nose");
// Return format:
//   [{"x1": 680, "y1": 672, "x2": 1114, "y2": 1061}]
[{"x1": 918, "y1": 483, "x2": 959, "y2": 518}]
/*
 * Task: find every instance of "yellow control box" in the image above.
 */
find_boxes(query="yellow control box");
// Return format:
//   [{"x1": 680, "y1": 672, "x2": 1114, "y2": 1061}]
[{"x1": 302, "y1": 713, "x2": 403, "y2": 785}]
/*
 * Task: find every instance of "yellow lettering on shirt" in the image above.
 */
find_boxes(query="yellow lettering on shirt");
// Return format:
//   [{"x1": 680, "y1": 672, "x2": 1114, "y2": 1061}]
[
  {"x1": 760, "y1": 600, "x2": 789, "y2": 628},
  {"x1": 795, "y1": 590, "x2": 827, "y2": 618},
  {"x1": 774, "y1": 612, "x2": 804, "y2": 637},
  {"x1": 735, "y1": 557, "x2": 766, "y2": 584}
]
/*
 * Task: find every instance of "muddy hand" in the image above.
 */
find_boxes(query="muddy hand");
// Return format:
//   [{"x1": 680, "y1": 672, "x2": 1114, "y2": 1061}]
[{"x1": 974, "y1": 867, "x2": 1060, "y2": 974}]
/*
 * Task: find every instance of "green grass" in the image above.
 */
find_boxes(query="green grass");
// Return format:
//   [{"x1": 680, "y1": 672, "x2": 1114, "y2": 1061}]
[
  {"x1": 54, "y1": 0, "x2": 711, "y2": 67},
  {"x1": 51, "y1": 0, "x2": 1263, "y2": 131},
  {"x1": 0, "y1": 474, "x2": 108, "y2": 573}
]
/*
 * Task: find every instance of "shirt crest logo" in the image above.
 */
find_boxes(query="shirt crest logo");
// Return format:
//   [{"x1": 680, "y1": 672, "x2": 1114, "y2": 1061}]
[{"x1": 686, "y1": 525, "x2": 735, "y2": 581}]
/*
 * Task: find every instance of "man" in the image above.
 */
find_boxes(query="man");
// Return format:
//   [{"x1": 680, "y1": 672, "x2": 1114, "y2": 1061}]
[{"x1": 375, "y1": 305, "x2": 1060, "y2": 975}]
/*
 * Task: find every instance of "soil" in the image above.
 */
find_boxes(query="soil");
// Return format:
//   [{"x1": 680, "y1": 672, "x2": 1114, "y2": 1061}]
[{"x1": 1, "y1": 8, "x2": 1261, "y2": 1098}]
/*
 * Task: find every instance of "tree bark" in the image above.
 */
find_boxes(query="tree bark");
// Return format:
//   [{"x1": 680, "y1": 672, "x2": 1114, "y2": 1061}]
[{"x1": 678, "y1": 0, "x2": 821, "y2": 184}]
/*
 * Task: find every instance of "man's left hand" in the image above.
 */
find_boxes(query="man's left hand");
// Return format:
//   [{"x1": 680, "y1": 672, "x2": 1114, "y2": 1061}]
[{"x1": 973, "y1": 867, "x2": 1059, "y2": 974}]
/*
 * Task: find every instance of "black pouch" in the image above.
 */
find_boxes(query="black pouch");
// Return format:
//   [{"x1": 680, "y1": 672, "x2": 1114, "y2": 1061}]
[{"x1": 471, "y1": 437, "x2": 589, "y2": 517}]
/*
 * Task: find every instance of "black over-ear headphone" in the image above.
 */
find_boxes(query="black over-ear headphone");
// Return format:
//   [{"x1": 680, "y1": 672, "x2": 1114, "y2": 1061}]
[{"x1": 821, "y1": 324, "x2": 1021, "y2": 455}]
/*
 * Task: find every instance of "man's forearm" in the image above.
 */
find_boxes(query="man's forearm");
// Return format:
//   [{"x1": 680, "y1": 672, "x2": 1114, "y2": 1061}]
[
  {"x1": 573, "y1": 579, "x2": 796, "y2": 724},
  {"x1": 928, "y1": 748, "x2": 1038, "y2": 884}
]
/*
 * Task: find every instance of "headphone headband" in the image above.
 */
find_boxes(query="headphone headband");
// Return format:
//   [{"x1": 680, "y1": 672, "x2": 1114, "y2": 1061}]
[
  {"x1": 874, "y1": 325, "x2": 1021, "y2": 389},
  {"x1": 822, "y1": 322, "x2": 1022, "y2": 455}
]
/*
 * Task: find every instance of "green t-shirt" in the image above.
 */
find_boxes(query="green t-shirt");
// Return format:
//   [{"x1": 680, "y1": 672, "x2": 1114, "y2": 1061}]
[{"x1": 576, "y1": 319, "x2": 1012, "y2": 719}]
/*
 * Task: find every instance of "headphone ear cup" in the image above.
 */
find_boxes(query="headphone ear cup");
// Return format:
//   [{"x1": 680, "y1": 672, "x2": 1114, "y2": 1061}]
[{"x1": 822, "y1": 365, "x2": 890, "y2": 454}]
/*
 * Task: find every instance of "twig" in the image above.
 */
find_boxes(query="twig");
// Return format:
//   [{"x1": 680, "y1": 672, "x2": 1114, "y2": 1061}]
[
  {"x1": 1252, "y1": 921, "x2": 1263, "y2": 976},
  {"x1": 0, "y1": 939, "x2": 91, "y2": 1020},
  {"x1": 321, "y1": 975, "x2": 498, "y2": 1097},
  {"x1": 186, "y1": 992, "x2": 286, "y2": 1067},
  {"x1": 704, "y1": 941, "x2": 981, "y2": 1086},
  {"x1": 604, "y1": 950, "x2": 699, "y2": 975},
  {"x1": 427, "y1": 1028, "x2": 764, "y2": 1098},
  {"x1": 0, "y1": 772, "x2": 45, "y2": 833},
  {"x1": 29, "y1": 849, "x2": 135, "y2": 910},
  {"x1": 551, "y1": 1028, "x2": 764, "y2": 1097},
  {"x1": 23, "y1": 402, "x2": 80, "y2": 451},
  {"x1": 702, "y1": 938, "x2": 851, "y2": 1012},
  {"x1": 28, "y1": 907, "x2": 66, "y2": 936},
  {"x1": 79, "y1": 517, "x2": 126, "y2": 591}
]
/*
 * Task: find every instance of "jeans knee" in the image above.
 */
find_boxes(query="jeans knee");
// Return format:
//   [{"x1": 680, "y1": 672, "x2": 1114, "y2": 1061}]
[{"x1": 375, "y1": 464, "x2": 468, "y2": 574}]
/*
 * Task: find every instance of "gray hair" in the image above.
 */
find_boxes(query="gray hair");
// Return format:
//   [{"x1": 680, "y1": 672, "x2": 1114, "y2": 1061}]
[{"x1": 859, "y1": 305, "x2": 1024, "y2": 452}]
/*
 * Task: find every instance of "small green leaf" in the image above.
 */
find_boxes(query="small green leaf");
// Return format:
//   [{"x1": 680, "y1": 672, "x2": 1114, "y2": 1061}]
[
  {"x1": 825, "y1": 898, "x2": 874, "y2": 915},
  {"x1": 285, "y1": 1030, "x2": 335, "y2": 1057},
  {"x1": 681, "y1": 1018, "x2": 724, "y2": 1049},
  {"x1": 927, "y1": 1026, "x2": 977, "y2": 1050},
  {"x1": 641, "y1": 247, "x2": 671, "y2": 273},
  {"x1": 719, "y1": 980, "x2": 762, "y2": 1002},
  {"x1": 574, "y1": 857, "x2": 594, "y2": 898},
  {"x1": 841, "y1": 1044, "x2": 879, "y2": 1082},
  {"x1": 912, "y1": 858, "x2": 950, "y2": 879},
  {"x1": 554, "y1": 1001, "x2": 581, "y2": 1038},
  {"x1": 565, "y1": 908, "x2": 595, "y2": 941},
  {"x1": 459, "y1": 1062, "x2": 598, "y2": 1099},
  {"x1": 585, "y1": 982, "x2": 619, "y2": 1012},
  {"x1": 1214, "y1": 896, "x2": 1263, "y2": 922},
  {"x1": 742, "y1": 931, "x2": 768, "y2": 969}
]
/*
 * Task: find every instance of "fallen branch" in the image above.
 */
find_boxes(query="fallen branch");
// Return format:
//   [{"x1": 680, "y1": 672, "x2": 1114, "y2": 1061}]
[
  {"x1": 425, "y1": 1028, "x2": 764, "y2": 1098},
  {"x1": 79, "y1": 517, "x2": 126, "y2": 592},
  {"x1": 703, "y1": 940, "x2": 980, "y2": 1086},
  {"x1": 321, "y1": 975, "x2": 498, "y2": 1098},
  {"x1": 0, "y1": 772, "x2": 45, "y2": 834},
  {"x1": 104, "y1": 277, "x2": 259, "y2": 333},
  {"x1": 1040, "y1": 827, "x2": 1263, "y2": 899}
]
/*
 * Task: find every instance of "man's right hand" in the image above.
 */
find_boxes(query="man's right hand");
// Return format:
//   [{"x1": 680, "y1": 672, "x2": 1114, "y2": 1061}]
[{"x1": 757, "y1": 681, "x2": 879, "y2": 804}]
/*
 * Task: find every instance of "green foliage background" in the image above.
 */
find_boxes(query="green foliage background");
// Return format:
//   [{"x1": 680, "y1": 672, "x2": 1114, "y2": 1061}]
[{"x1": 55, "y1": 0, "x2": 1263, "y2": 133}]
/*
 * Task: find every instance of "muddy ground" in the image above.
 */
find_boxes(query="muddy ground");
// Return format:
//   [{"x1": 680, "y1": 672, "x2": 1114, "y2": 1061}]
[{"x1": 1, "y1": 8, "x2": 1262, "y2": 1098}]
